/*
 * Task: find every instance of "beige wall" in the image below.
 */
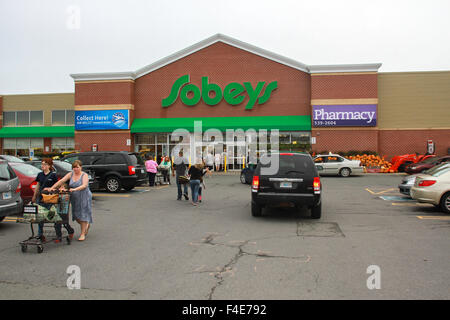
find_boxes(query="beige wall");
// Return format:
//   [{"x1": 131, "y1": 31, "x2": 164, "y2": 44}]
[
  {"x1": 2, "y1": 93, "x2": 74, "y2": 126},
  {"x1": 378, "y1": 71, "x2": 450, "y2": 129}
]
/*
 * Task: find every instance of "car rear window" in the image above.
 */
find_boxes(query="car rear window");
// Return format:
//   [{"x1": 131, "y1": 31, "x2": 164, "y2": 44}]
[
  {"x1": 259, "y1": 154, "x2": 316, "y2": 175},
  {"x1": 11, "y1": 163, "x2": 42, "y2": 176},
  {"x1": 430, "y1": 167, "x2": 450, "y2": 177},
  {"x1": 129, "y1": 153, "x2": 145, "y2": 166},
  {"x1": 0, "y1": 163, "x2": 14, "y2": 180}
]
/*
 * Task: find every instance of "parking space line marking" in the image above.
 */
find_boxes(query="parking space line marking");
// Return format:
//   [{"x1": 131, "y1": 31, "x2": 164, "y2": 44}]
[
  {"x1": 92, "y1": 194, "x2": 130, "y2": 198},
  {"x1": 366, "y1": 188, "x2": 397, "y2": 195},
  {"x1": 417, "y1": 216, "x2": 450, "y2": 220},
  {"x1": 391, "y1": 202, "x2": 431, "y2": 206}
]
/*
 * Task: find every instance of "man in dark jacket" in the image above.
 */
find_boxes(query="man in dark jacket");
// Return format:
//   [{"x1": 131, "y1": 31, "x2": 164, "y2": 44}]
[{"x1": 173, "y1": 151, "x2": 189, "y2": 200}]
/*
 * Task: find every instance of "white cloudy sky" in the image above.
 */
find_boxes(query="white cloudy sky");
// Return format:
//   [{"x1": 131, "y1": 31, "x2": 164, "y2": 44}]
[{"x1": 1, "y1": 0, "x2": 449, "y2": 94}]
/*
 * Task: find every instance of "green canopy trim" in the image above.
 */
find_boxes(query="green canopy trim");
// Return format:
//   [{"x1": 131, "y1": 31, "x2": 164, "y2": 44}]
[
  {"x1": 131, "y1": 116, "x2": 311, "y2": 133},
  {"x1": 0, "y1": 126, "x2": 75, "y2": 138}
]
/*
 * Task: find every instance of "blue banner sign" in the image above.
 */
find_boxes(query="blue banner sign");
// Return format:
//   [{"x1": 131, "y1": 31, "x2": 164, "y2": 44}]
[{"x1": 75, "y1": 110, "x2": 130, "y2": 130}]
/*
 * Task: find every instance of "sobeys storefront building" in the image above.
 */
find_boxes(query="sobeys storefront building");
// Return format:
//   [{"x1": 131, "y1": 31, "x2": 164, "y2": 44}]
[{"x1": 1, "y1": 34, "x2": 449, "y2": 164}]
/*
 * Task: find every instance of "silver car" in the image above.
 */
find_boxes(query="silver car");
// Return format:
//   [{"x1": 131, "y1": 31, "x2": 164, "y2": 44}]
[
  {"x1": 0, "y1": 160, "x2": 24, "y2": 222},
  {"x1": 399, "y1": 162, "x2": 450, "y2": 196},
  {"x1": 313, "y1": 154, "x2": 364, "y2": 177}
]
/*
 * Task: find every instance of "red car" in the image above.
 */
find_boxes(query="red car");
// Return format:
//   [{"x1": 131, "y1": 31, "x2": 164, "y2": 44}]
[
  {"x1": 405, "y1": 156, "x2": 450, "y2": 174},
  {"x1": 8, "y1": 162, "x2": 41, "y2": 202}
]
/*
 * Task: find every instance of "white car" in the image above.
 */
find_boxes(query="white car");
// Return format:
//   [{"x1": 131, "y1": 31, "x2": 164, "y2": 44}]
[
  {"x1": 313, "y1": 154, "x2": 364, "y2": 177},
  {"x1": 410, "y1": 166, "x2": 450, "y2": 213}
]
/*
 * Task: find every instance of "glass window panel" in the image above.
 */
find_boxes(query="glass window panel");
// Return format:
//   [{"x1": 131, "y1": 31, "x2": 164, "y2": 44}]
[
  {"x1": 3, "y1": 112, "x2": 16, "y2": 126},
  {"x1": 16, "y1": 138, "x2": 30, "y2": 148},
  {"x1": 136, "y1": 134, "x2": 155, "y2": 144},
  {"x1": 157, "y1": 134, "x2": 168, "y2": 143},
  {"x1": 66, "y1": 110, "x2": 75, "y2": 125},
  {"x1": 66, "y1": 138, "x2": 75, "y2": 148},
  {"x1": 17, "y1": 111, "x2": 30, "y2": 126},
  {"x1": 279, "y1": 133, "x2": 290, "y2": 144},
  {"x1": 3, "y1": 138, "x2": 16, "y2": 149},
  {"x1": 30, "y1": 138, "x2": 43, "y2": 148},
  {"x1": 52, "y1": 110, "x2": 65, "y2": 125},
  {"x1": 30, "y1": 111, "x2": 43, "y2": 125},
  {"x1": 52, "y1": 137, "x2": 67, "y2": 147}
]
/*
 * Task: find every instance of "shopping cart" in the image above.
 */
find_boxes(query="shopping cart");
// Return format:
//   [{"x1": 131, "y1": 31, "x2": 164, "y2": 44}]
[
  {"x1": 155, "y1": 167, "x2": 166, "y2": 185},
  {"x1": 18, "y1": 191, "x2": 72, "y2": 254}
]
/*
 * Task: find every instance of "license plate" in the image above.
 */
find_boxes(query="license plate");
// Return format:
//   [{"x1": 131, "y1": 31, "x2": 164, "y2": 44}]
[
  {"x1": 3, "y1": 192, "x2": 12, "y2": 200},
  {"x1": 280, "y1": 182, "x2": 292, "y2": 188}
]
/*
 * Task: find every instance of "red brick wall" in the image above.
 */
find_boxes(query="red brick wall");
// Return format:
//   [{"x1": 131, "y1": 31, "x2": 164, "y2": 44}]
[
  {"x1": 75, "y1": 131, "x2": 133, "y2": 152},
  {"x1": 311, "y1": 74, "x2": 378, "y2": 99},
  {"x1": 75, "y1": 81, "x2": 135, "y2": 106},
  {"x1": 379, "y1": 129, "x2": 450, "y2": 160},
  {"x1": 311, "y1": 129, "x2": 379, "y2": 154},
  {"x1": 134, "y1": 42, "x2": 311, "y2": 119}
]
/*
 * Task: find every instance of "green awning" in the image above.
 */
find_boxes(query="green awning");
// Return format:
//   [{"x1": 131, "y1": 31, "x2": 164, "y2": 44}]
[
  {"x1": 131, "y1": 116, "x2": 311, "y2": 133},
  {"x1": 0, "y1": 126, "x2": 75, "y2": 138}
]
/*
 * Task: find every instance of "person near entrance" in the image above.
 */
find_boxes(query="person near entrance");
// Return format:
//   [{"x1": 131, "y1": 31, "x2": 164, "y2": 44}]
[
  {"x1": 214, "y1": 152, "x2": 221, "y2": 172},
  {"x1": 173, "y1": 151, "x2": 189, "y2": 200},
  {"x1": 145, "y1": 155, "x2": 158, "y2": 186},
  {"x1": 205, "y1": 152, "x2": 214, "y2": 171},
  {"x1": 159, "y1": 156, "x2": 172, "y2": 184}
]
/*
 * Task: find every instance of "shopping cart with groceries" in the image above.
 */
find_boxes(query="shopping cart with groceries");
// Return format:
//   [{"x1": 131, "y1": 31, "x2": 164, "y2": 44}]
[{"x1": 18, "y1": 190, "x2": 72, "y2": 254}]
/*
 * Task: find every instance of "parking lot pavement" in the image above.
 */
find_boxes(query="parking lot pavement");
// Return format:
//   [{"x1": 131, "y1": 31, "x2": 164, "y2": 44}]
[{"x1": 0, "y1": 173, "x2": 449, "y2": 299}]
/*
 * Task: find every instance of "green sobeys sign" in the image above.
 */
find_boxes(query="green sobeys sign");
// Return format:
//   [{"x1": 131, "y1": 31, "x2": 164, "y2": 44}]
[{"x1": 162, "y1": 75, "x2": 277, "y2": 110}]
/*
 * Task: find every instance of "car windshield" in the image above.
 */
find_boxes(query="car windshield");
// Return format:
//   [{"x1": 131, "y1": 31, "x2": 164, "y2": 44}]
[
  {"x1": 1, "y1": 155, "x2": 25, "y2": 163},
  {"x1": 55, "y1": 161, "x2": 73, "y2": 171},
  {"x1": 10, "y1": 163, "x2": 42, "y2": 176}
]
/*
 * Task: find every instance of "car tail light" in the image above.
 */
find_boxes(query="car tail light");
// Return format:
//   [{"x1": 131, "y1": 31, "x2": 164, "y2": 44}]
[
  {"x1": 128, "y1": 166, "x2": 136, "y2": 176},
  {"x1": 252, "y1": 175, "x2": 260, "y2": 191},
  {"x1": 15, "y1": 182, "x2": 21, "y2": 194},
  {"x1": 313, "y1": 177, "x2": 321, "y2": 193},
  {"x1": 280, "y1": 153, "x2": 293, "y2": 156},
  {"x1": 30, "y1": 181, "x2": 38, "y2": 191},
  {"x1": 418, "y1": 180, "x2": 436, "y2": 187}
]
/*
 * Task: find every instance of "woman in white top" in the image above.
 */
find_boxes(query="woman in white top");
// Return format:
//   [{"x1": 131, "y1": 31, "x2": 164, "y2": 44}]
[{"x1": 214, "y1": 153, "x2": 221, "y2": 171}]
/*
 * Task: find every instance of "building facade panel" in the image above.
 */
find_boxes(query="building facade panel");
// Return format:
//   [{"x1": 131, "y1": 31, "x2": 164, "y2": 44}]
[
  {"x1": 378, "y1": 72, "x2": 450, "y2": 129},
  {"x1": 134, "y1": 42, "x2": 311, "y2": 119},
  {"x1": 75, "y1": 81, "x2": 135, "y2": 106},
  {"x1": 311, "y1": 129, "x2": 378, "y2": 154},
  {"x1": 311, "y1": 73, "x2": 378, "y2": 100}
]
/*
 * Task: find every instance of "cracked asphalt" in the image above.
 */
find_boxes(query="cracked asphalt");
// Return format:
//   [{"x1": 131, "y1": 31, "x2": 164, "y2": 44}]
[{"x1": 0, "y1": 173, "x2": 449, "y2": 299}]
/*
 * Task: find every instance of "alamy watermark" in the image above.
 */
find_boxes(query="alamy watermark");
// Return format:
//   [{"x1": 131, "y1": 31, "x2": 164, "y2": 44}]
[
  {"x1": 366, "y1": 265, "x2": 381, "y2": 290},
  {"x1": 66, "y1": 265, "x2": 81, "y2": 289},
  {"x1": 170, "y1": 121, "x2": 282, "y2": 175},
  {"x1": 66, "y1": 5, "x2": 81, "y2": 30}
]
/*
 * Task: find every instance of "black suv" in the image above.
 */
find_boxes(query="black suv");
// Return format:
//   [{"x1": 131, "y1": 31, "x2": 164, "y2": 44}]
[
  {"x1": 61, "y1": 152, "x2": 147, "y2": 192},
  {"x1": 251, "y1": 153, "x2": 322, "y2": 218}
]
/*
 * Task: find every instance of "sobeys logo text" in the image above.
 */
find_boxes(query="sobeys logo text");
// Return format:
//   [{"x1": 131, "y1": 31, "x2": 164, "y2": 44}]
[{"x1": 162, "y1": 75, "x2": 277, "y2": 109}]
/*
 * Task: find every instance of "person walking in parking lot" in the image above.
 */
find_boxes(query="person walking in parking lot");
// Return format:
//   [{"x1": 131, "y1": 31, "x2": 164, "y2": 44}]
[
  {"x1": 32, "y1": 158, "x2": 74, "y2": 242},
  {"x1": 145, "y1": 155, "x2": 158, "y2": 187},
  {"x1": 173, "y1": 151, "x2": 189, "y2": 200},
  {"x1": 48, "y1": 160, "x2": 92, "y2": 242},
  {"x1": 188, "y1": 161, "x2": 206, "y2": 206},
  {"x1": 159, "y1": 156, "x2": 172, "y2": 185}
]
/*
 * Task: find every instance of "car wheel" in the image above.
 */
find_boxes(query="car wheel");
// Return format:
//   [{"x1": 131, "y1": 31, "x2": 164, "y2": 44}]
[
  {"x1": 105, "y1": 176, "x2": 122, "y2": 193},
  {"x1": 251, "y1": 202, "x2": 262, "y2": 217},
  {"x1": 240, "y1": 173, "x2": 247, "y2": 184},
  {"x1": 311, "y1": 202, "x2": 322, "y2": 219},
  {"x1": 339, "y1": 168, "x2": 351, "y2": 177},
  {"x1": 0, "y1": 216, "x2": 5, "y2": 222},
  {"x1": 440, "y1": 192, "x2": 450, "y2": 214}
]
